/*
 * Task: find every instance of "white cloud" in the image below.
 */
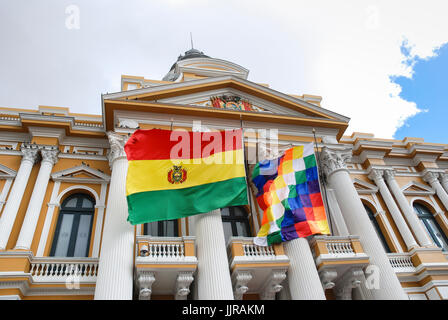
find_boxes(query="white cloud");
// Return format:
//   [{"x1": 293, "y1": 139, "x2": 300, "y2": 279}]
[{"x1": 0, "y1": 0, "x2": 447, "y2": 139}]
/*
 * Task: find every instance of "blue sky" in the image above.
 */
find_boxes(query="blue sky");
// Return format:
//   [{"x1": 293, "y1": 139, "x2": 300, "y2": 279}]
[{"x1": 392, "y1": 42, "x2": 448, "y2": 143}]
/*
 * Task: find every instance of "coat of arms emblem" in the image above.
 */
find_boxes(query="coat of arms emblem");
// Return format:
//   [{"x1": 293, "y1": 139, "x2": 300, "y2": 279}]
[{"x1": 168, "y1": 165, "x2": 187, "y2": 184}]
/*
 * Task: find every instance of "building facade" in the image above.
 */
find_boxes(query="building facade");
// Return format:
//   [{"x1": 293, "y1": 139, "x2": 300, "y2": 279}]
[{"x1": 0, "y1": 48, "x2": 448, "y2": 300}]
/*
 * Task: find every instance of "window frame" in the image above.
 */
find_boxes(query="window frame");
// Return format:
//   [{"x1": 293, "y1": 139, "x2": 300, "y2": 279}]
[
  {"x1": 363, "y1": 204, "x2": 391, "y2": 253},
  {"x1": 143, "y1": 219, "x2": 179, "y2": 237},
  {"x1": 50, "y1": 193, "x2": 95, "y2": 257},
  {"x1": 413, "y1": 203, "x2": 448, "y2": 251},
  {"x1": 221, "y1": 206, "x2": 252, "y2": 239}
]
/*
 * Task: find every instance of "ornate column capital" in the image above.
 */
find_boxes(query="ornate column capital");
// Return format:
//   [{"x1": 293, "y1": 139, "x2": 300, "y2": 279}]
[
  {"x1": 367, "y1": 168, "x2": 384, "y2": 182},
  {"x1": 232, "y1": 270, "x2": 253, "y2": 300},
  {"x1": 439, "y1": 173, "x2": 448, "y2": 184},
  {"x1": 320, "y1": 147, "x2": 352, "y2": 178},
  {"x1": 40, "y1": 147, "x2": 59, "y2": 165},
  {"x1": 383, "y1": 169, "x2": 396, "y2": 181},
  {"x1": 106, "y1": 132, "x2": 128, "y2": 166},
  {"x1": 175, "y1": 271, "x2": 194, "y2": 300},
  {"x1": 423, "y1": 171, "x2": 440, "y2": 184},
  {"x1": 20, "y1": 144, "x2": 40, "y2": 164}
]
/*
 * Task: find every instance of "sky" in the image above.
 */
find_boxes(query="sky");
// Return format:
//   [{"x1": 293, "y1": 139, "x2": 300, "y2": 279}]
[{"x1": 0, "y1": 0, "x2": 447, "y2": 142}]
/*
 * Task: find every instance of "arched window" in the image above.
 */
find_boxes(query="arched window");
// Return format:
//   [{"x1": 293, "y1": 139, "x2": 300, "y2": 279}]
[
  {"x1": 50, "y1": 193, "x2": 95, "y2": 257},
  {"x1": 363, "y1": 204, "x2": 391, "y2": 253},
  {"x1": 221, "y1": 206, "x2": 251, "y2": 243},
  {"x1": 414, "y1": 203, "x2": 448, "y2": 251},
  {"x1": 144, "y1": 219, "x2": 179, "y2": 237}
]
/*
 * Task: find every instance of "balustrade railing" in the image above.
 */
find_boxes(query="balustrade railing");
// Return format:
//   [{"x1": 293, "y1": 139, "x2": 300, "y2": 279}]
[
  {"x1": 326, "y1": 241, "x2": 355, "y2": 255},
  {"x1": 30, "y1": 258, "x2": 99, "y2": 281},
  {"x1": 388, "y1": 254, "x2": 416, "y2": 271}
]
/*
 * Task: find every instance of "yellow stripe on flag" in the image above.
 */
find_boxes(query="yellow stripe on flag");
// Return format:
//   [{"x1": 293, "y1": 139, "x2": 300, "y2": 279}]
[{"x1": 126, "y1": 149, "x2": 246, "y2": 195}]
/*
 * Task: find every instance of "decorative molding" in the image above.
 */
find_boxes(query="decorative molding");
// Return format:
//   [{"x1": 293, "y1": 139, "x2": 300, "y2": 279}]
[
  {"x1": 353, "y1": 178, "x2": 378, "y2": 194},
  {"x1": 137, "y1": 271, "x2": 156, "y2": 300},
  {"x1": 232, "y1": 270, "x2": 253, "y2": 300},
  {"x1": 51, "y1": 164, "x2": 110, "y2": 184},
  {"x1": 175, "y1": 271, "x2": 194, "y2": 300},
  {"x1": 333, "y1": 268, "x2": 364, "y2": 300},
  {"x1": 260, "y1": 269, "x2": 287, "y2": 300},
  {"x1": 0, "y1": 164, "x2": 17, "y2": 179},
  {"x1": 401, "y1": 181, "x2": 435, "y2": 196},
  {"x1": 319, "y1": 269, "x2": 338, "y2": 290}
]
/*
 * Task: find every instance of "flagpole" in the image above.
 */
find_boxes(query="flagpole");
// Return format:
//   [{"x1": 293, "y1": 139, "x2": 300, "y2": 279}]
[
  {"x1": 240, "y1": 115, "x2": 256, "y2": 232},
  {"x1": 312, "y1": 128, "x2": 333, "y2": 236}
]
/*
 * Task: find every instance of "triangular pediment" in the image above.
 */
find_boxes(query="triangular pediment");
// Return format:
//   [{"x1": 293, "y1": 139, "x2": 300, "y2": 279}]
[
  {"x1": 353, "y1": 178, "x2": 378, "y2": 194},
  {"x1": 401, "y1": 181, "x2": 434, "y2": 195},
  {"x1": 0, "y1": 164, "x2": 16, "y2": 179},
  {"x1": 104, "y1": 76, "x2": 349, "y2": 121},
  {"x1": 52, "y1": 164, "x2": 110, "y2": 184}
]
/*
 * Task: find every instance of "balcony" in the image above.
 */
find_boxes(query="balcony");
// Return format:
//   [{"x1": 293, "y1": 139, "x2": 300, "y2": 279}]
[
  {"x1": 309, "y1": 235, "x2": 370, "y2": 299},
  {"x1": 227, "y1": 237, "x2": 290, "y2": 300},
  {"x1": 30, "y1": 257, "x2": 99, "y2": 283},
  {"x1": 134, "y1": 236, "x2": 198, "y2": 300},
  {"x1": 388, "y1": 253, "x2": 416, "y2": 273}
]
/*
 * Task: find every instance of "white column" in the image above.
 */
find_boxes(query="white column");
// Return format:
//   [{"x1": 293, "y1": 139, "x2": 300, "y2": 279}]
[
  {"x1": 0, "y1": 144, "x2": 39, "y2": 250},
  {"x1": 0, "y1": 178, "x2": 13, "y2": 214},
  {"x1": 424, "y1": 171, "x2": 448, "y2": 212},
  {"x1": 194, "y1": 209, "x2": 234, "y2": 300},
  {"x1": 321, "y1": 147, "x2": 408, "y2": 300},
  {"x1": 94, "y1": 132, "x2": 134, "y2": 300},
  {"x1": 384, "y1": 169, "x2": 432, "y2": 247},
  {"x1": 284, "y1": 238, "x2": 326, "y2": 300},
  {"x1": 368, "y1": 169, "x2": 418, "y2": 250},
  {"x1": 439, "y1": 173, "x2": 448, "y2": 194},
  {"x1": 15, "y1": 147, "x2": 59, "y2": 250}
]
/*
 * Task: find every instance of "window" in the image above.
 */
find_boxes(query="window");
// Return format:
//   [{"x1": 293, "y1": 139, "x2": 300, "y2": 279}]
[
  {"x1": 50, "y1": 193, "x2": 95, "y2": 257},
  {"x1": 363, "y1": 204, "x2": 391, "y2": 253},
  {"x1": 221, "y1": 206, "x2": 251, "y2": 243},
  {"x1": 144, "y1": 219, "x2": 179, "y2": 237},
  {"x1": 414, "y1": 203, "x2": 448, "y2": 251}
]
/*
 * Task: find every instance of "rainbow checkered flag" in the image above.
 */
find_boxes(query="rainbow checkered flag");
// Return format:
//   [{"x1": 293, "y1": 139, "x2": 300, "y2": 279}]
[{"x1": 252, "y1": 143, "x2": 330, "y2": 246}]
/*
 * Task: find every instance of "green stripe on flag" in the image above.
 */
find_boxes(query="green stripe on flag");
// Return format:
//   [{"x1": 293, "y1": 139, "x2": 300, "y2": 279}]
[{"x1": 126, "y1": 177, "x2": 248, "y2": 225}]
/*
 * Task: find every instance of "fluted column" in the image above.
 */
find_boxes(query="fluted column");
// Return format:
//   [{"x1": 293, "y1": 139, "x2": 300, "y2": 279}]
[
  {"x1": 320, "y1": 147, "x2": 408, "y2": 300},
  {"x1": 284, "y1": 238, "x2": 326, "y2": 299},
  {"x1": 424, "y1": 171, "x2": 448, "y2": 212},
  {"x1": 384, "y1": 169, "x2": 432, "y2": 247},
  {"x1": 15, "y1": 146, "x2": 59, "y2": 250},
  {"x1": 0, "y1": 144, "x2": 39, "y2": 250},
  {"x1": 368, "y1": 169, "x2": 418, "y2": 250},
  {"x1": 194, "y1": 209, "x2": 234, "y2": 300},
  {"x1": 439, "y1": 173, "x2": 448, "y2": 194},
  {"x1": 94, "y1": 132, "x2": 134, "y2": 300}
]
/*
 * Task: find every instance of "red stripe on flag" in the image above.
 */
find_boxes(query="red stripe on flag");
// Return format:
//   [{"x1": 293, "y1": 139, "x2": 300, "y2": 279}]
[{"x1": 125, "y1": 128, "x2": 243, "y2": 161}]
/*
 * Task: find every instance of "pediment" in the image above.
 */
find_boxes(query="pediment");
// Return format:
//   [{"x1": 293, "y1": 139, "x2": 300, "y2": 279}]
[
  {"x1": 353, "y1": 178, "x2": 378, "y2": 194},
  {"x1": 104, "y1": 76, "x2": 349, "y2": 122},
  {"x1": 52, "y1": 164, "x2": 110, "y2": 184},
  {"x1": 401, "y1": 181, "x2": 434, "y2": 196},
  {"x1": 0, "y1": 164, "x2": 16, "y2": 179}
]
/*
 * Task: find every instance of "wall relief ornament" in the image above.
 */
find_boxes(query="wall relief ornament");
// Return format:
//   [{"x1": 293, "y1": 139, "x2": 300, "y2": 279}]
[{"x1": 106, "y1": 132, "x2": 128, "y2": 165}]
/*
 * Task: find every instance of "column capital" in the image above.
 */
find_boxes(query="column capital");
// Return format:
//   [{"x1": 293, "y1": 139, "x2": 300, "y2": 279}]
[
  {"x1": 439, "y1": 172, "x2": 448, "y2": 183},
  {"x1": 367, "y1": 168, "x2": 384, "y2": 182},
  {"x1": 320, "y1": 147, "x2": 352, "y2": 178},
  {"x1": 106, "y1": 132, "x2": 128, "y2": 166},
  {"x1": 20, "y1": 144, "x2": 40, "y2": 164},
  {"x1": 423, "y1": 171, "x2": 440, "y2": 184},
  {"x1": 383, "y1": 169, "x2": 396, "y2": 181},
  {"x1": 40, "y1": 147, "x2": 59, "y2": 165}
]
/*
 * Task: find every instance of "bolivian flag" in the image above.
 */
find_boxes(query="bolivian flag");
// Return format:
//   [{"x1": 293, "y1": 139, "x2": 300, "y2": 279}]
[{"x1": 125, "y1": 128, "x2": 248, "y2": 225}]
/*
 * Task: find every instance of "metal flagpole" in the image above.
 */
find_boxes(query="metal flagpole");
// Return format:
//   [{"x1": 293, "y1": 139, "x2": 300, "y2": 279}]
[
  {"x1": 312, "y1": 128, "x2": 334, "y2": 235},
  {"x1": 240, "y1": 115, "x2": 256, "y2": 227}
]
